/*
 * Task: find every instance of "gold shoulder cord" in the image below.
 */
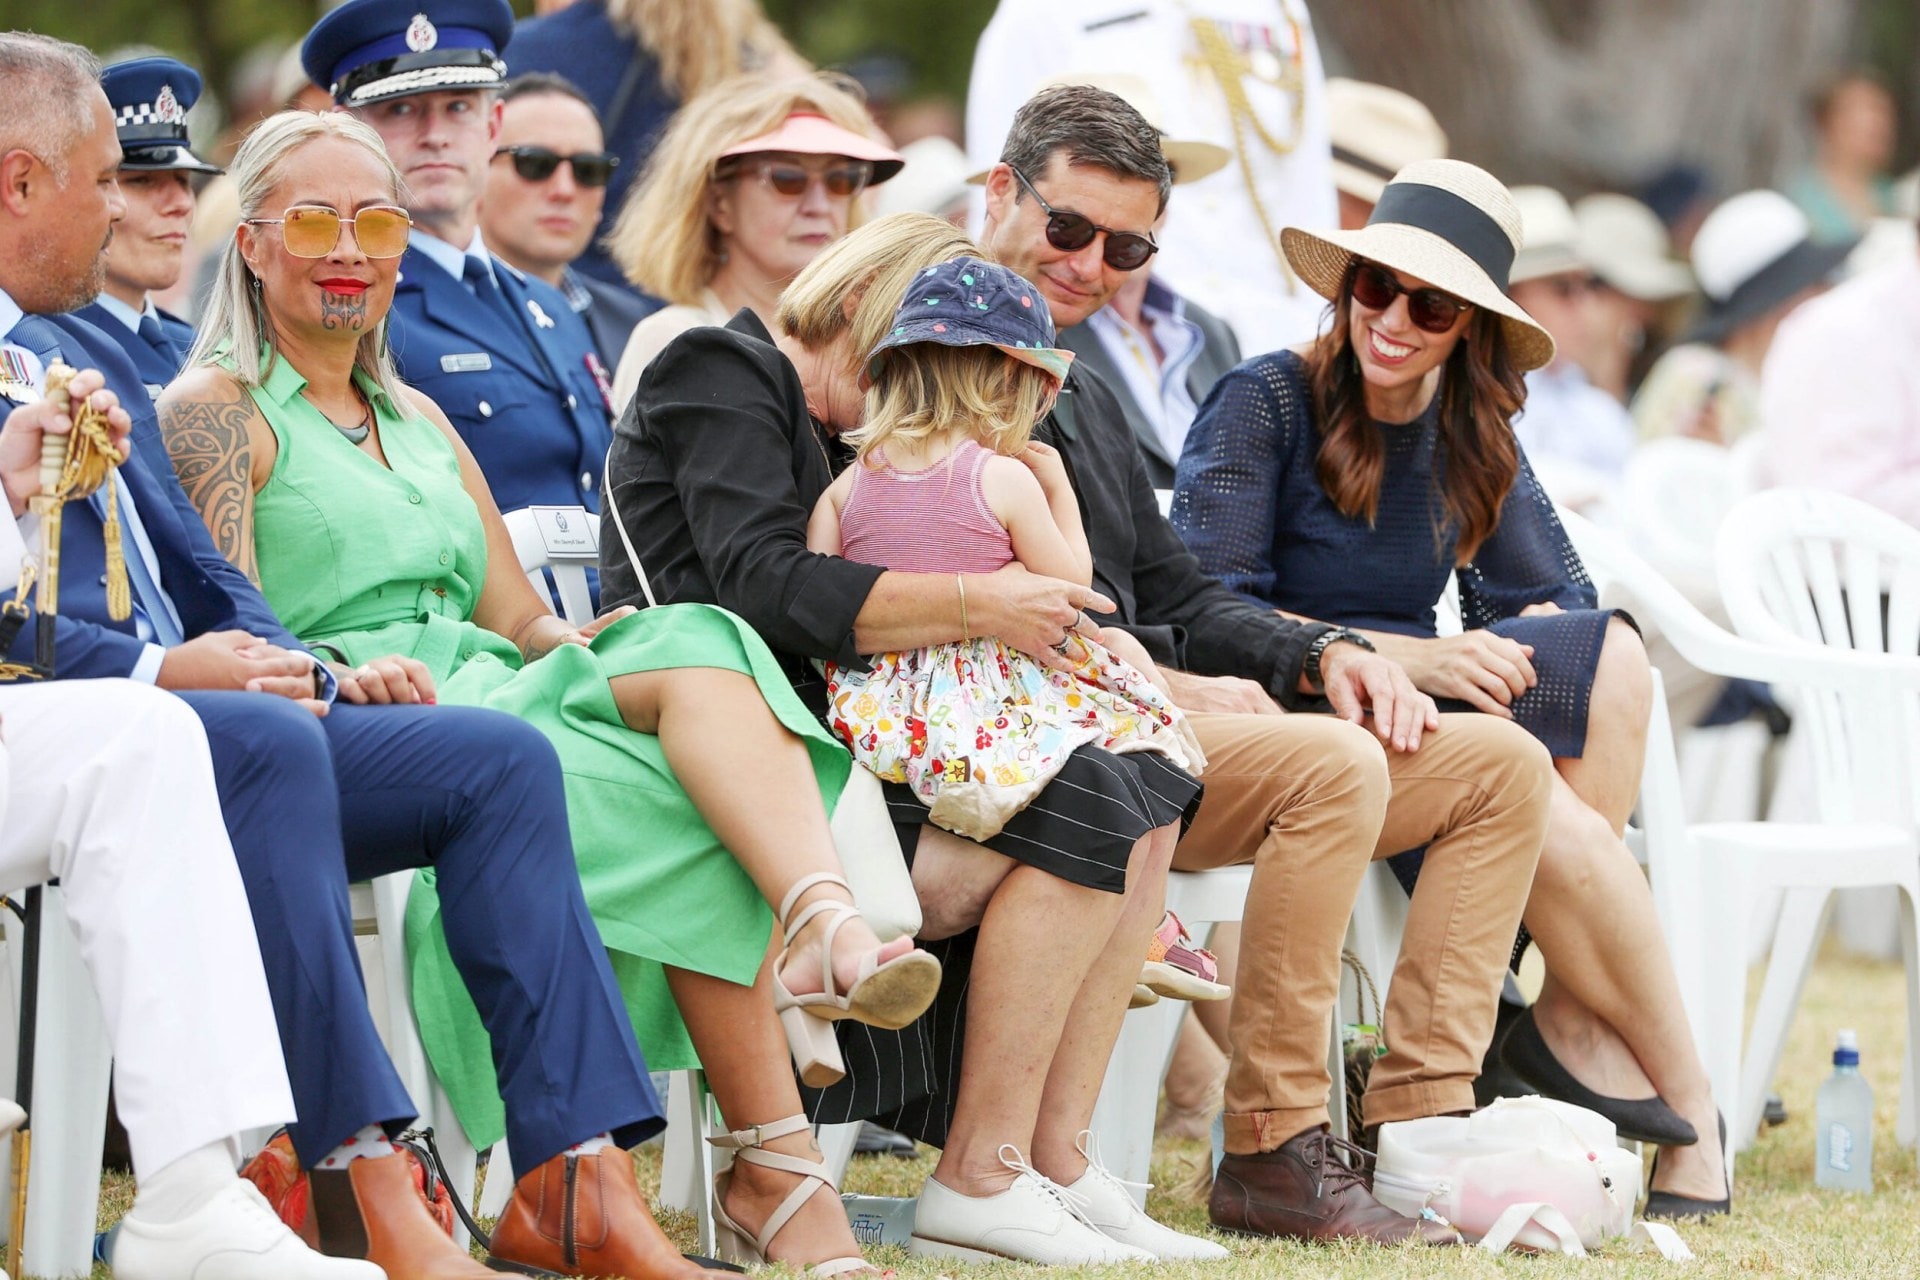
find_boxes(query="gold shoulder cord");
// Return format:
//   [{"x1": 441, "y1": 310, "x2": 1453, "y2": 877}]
[
  {"x1": 1184, "y1": 2, "x2": 1308, "y2": 289},
  {"x1": 0, "y1": 361, "x2": 133, "y2": 681}
]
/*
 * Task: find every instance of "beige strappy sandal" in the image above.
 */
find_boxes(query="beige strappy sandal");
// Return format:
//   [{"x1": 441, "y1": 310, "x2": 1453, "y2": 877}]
[
  {"x1": 771, "y1": 872, "x2": 942, "y2": 1087},
  {"x1": 710, "y1": 1114, "x2": 872, "y2": 1278}
]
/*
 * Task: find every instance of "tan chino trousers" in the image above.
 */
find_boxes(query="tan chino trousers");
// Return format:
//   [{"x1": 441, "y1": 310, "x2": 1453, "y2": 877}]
[{"x1": 1171, "y1": 710, "x2": 1552, "y2": 1154}]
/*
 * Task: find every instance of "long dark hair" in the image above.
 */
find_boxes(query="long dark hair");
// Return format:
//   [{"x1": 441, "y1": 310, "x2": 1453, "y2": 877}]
[{"x1": 1303, "y1": 261, "x2": 1528, "y2": 564}]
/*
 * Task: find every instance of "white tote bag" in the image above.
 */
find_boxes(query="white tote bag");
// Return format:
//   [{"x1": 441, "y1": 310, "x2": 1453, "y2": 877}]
[{"x1": 604, "y1": 448, "x2": 923, "y2": 941}]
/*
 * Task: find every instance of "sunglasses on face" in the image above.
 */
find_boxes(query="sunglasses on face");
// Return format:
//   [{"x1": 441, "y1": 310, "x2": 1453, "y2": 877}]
[
  {"x1": 730, "y1": 157, "x2": 874, "y2": 199},
  {"x1": 1009, "y1": 165, "x2": 1158, "y2": 272},
  {"x1": 1348, "y1": 261, "x2": 1470, "y2": 334},
  {"x1": 244, "y1": 204, "x2": 413, "y2": 259},
  {"x1": 493, "y1": 145, "x2": 619, "y2": 188}
]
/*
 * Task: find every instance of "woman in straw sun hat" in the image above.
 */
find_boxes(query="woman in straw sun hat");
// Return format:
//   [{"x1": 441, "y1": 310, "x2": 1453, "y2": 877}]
[{"x1": 1173, "y1": 158, "x2": 1729, "y2": 1218}]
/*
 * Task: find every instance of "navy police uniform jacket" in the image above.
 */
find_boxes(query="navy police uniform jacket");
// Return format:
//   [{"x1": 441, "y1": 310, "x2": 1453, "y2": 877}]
[
  {"x1": 70, "y1": 302, "x2": 196, "y2": 399},
  {"x1": 0, "y1": 313, "x2": 309, "y2": 676},
  {"x1": 387, "y1": 246, "x2": 613, "y2": 514}
]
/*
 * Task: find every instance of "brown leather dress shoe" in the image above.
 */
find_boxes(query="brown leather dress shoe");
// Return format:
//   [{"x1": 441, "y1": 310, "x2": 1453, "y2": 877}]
[
  {"x1": 488, "y1": 1148, "x2": 710, "y2": 1279},
  {"x1": 309, "y1": 1153, "x2": 499, "y2": 1278},
  {"x1": 1209, "y1": 1125, "x2": 1460, "y2": 1245}
]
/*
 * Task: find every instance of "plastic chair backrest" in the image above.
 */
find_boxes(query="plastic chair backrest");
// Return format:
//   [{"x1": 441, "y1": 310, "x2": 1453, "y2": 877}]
[
  {"x1": 1621, "y1": 437, "x2": 1747, "y2": 581},
  {"x1": 503, "y1": 506, "x2": 596, "y2": 625},
  {"x1": 1716, "y1": 489, "x2": 1920, "y2": 828}
]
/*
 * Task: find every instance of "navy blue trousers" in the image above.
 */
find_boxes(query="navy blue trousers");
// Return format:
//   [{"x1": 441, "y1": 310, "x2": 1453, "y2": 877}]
[{"x1": 175, "y1": 693, "x2": 663, "y2": 1167}]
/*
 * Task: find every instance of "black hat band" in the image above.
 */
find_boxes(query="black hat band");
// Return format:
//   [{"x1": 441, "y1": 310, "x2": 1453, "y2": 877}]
[
  {"x1": 1332, "y1": 145, "x2": 1397, "y2": 183},
  {"x1": 1368, "y1": 181, "x2": 1516, "y2": 290}
]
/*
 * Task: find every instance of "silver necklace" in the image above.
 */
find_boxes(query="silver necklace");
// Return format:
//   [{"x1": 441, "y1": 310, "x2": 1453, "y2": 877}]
[{"x1": 310, "y1": 387, "x2": 372, "y2": 445}]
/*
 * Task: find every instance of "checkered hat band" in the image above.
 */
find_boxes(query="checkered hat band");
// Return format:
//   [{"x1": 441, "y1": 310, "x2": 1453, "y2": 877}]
[
  {"x1": 115, "y1": 103, "x2": 183, "y2": 126},
  {"x1": 343, "y1": 62, "x2": 502, "y2": 104}
]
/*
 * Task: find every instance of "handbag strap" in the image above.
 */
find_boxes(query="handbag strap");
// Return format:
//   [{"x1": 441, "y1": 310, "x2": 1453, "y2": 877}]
[
  {"x1": 603, "y1": 442, "x2": 658, "y2": 607},
  {"x1": 1475, "y1": 1202, "x2": 1585, "y2": 1256}
]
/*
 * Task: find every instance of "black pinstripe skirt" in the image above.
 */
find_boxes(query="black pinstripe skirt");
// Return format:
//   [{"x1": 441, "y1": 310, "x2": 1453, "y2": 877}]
[{"x1": 799, "y1": 745, "x2": 1199, "y2": 1145}]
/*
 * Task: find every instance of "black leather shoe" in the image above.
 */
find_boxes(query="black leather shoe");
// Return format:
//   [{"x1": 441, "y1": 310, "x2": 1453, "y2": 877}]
[
  {"x1": 852, "y1": 1122, "x2": 918, "y2": 1158},
  {"x1": 1474, "y1": 997, "x2": 1532, "y2": 1107},
  {"x1": 1500, "y1": 1007, "x2": 1698, "y2": 1145},
  {"x1": 1645, "y1": 1112, "x2": 1730, "y2": 1220}
]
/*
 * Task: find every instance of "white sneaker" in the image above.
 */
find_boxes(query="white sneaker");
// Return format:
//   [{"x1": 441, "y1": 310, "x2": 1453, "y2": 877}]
[
  {"x1": 112, "y1": 1178, "x2": 386, "y2": 1280},
  {"x1": 909, "y1": 1144, "x2": 1155, "y2": 1265},
  {"x1": 1064, "y1": 1133, "x2": 1229, "y2": 1261}
]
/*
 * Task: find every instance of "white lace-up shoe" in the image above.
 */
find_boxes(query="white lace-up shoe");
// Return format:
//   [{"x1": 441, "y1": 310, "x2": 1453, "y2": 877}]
[
  {"x1": 112, "y1": 1178, "x2": 386, "y2": 1280},
  {"x1": 1065, "y1": 1132, "x2": 1230, "y2": 1261},
  {"x1": 909, "y1": 1144, "x2": 1155, "y2": 1265}
]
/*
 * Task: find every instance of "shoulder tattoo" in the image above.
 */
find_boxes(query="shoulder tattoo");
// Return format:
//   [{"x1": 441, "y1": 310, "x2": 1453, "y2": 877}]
[{"x1": 158, "y1": 387, "x2": 261, "y2": 583}]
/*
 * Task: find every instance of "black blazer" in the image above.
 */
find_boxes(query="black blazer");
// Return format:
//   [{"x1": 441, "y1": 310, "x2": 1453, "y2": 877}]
[
  {"x1": 605, "y1": 308, "x2": 1327, "y2": 708},
  {"x1": 1057, "y1": 294, "x2": 1242, "y2": 489}
]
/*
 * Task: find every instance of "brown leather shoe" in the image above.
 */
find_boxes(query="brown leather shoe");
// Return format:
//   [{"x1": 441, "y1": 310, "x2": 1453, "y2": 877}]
[
  {"x1": 309, "y1": 1152, "x2": 499, "y2": 1278},
  {"x1": 1209, "y1": 1125, "x2": 1460, "y2": 1245},
  {"x1": 488, "y1": 1148, "x2": 709, "y2": 1279}
]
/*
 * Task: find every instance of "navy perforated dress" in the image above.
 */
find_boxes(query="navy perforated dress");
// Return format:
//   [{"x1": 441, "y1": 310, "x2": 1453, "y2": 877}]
[{"x1": 1171, "y1": 349, "x2": 1615, "y2": 760}]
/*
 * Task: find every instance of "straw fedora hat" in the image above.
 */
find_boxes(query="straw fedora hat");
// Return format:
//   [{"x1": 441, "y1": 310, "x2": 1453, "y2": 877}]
[
  {"x1": 968, "y1": 72, "x2": 1231, "y2": 187},
  {"x1": 1280, "y1": 159, "x2": 1557, "y2": 371},
  {"x1": 1508, "y1": 186, "x2": 1587, "y2": 285},
  {"x1": 1327, "y1": 78, "x2": 1448, "y2": 204},
  {"x1": 1574, "y1": 193, "x2": 1693, "y2": 302}
]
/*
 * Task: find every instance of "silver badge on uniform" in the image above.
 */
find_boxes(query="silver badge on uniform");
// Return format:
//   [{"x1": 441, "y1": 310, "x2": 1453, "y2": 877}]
[
  {"x1": 526, "y1": 298, "x2": 556, "y2": 330},
  {"x1": 441, "y1": 352, "x2": 493, "y2": 373}
]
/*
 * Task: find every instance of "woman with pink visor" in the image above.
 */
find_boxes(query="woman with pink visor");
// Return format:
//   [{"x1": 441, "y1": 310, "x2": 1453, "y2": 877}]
[{"x1": 609, "y1": 72, "x2": 903, "y2": 410}]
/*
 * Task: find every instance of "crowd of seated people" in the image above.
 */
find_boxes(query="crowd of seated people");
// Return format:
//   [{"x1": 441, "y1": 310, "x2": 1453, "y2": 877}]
[{"x1": 12, "y1": 0, "x2": 1920, "y2": 1274}]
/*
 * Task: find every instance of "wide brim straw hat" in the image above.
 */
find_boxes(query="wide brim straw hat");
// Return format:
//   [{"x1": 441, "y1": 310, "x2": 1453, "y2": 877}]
[
  {"x1": 719, "y1": 111, "x2": 906, "y2": 185},
  {"x1": 967, "y1": 71, "x2": 1231, "y2": 187},
  {"x1": 1280, "y1": 158, "x2": 1557, "y2": 372}
]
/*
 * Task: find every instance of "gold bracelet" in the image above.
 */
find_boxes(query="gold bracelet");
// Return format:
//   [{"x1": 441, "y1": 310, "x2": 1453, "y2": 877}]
[{"x1": 956, "y1": 574, "x2": 969, "y2": 637}]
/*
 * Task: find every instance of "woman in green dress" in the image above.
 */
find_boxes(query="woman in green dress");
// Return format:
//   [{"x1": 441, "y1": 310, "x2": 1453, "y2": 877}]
[{"x1": 158, "y1": 109, "x2": 935, "y2": 1278}]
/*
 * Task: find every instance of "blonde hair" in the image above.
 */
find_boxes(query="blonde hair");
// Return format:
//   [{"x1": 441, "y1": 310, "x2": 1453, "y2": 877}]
[
  {"x1": 187, "y1": 111, "x2": 410, "y2": 403},
  {"x1": 778, "y1": 212, "x2": 975, "y2": 375},
  {"x1": 605, "y1": 0, "x2": 799, "y2": 98},
  {"x1": 606, "y1": 71, "x2": 881, "y2": 304},
  {"x1": 845, "y1": 343, "x2": 1058, "y2": 463}
]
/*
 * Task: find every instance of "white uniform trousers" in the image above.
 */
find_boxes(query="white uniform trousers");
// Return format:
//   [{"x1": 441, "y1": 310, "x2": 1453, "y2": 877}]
[{"x1": 0, "y1": 678, "x2": 295, "y2": 1177}]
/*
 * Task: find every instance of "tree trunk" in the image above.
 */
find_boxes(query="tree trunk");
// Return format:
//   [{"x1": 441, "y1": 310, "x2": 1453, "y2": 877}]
[{"x1": 1308, "y1": 0, "x2": 1862, "y2": 194}]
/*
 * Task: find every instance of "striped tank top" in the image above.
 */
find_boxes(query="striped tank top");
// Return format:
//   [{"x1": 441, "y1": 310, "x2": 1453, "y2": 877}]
[{"x1": 838, "y1": 438, "x2": 1014, "y2": 575}]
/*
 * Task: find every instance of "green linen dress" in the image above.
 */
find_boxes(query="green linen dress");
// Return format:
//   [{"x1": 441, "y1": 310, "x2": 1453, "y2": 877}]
[{"x1": 235, "y1": 355, "x2": 850, "y2": 1149}]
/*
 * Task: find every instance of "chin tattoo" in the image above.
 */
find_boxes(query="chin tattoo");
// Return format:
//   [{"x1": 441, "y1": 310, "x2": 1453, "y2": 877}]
[{"x1": 320, "y1": 289, "x2": 369, "y2": 332}]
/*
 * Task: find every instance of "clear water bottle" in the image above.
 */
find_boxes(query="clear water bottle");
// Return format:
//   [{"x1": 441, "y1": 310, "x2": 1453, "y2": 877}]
[
  {"x1": 840, "y1": 1194, "x2": 917, "y2": 1247},
  {"x1": 1815, "y1": 1028, "x2": 1874, "y2": 1192}
]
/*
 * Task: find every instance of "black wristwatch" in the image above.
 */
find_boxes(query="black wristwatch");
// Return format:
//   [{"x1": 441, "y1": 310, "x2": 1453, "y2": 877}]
[{"x1": 1303, "y1": 627, "x2": 1376, "y2": 692}]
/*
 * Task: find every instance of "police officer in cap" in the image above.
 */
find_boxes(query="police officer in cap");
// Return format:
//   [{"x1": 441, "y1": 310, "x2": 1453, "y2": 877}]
[
  {"x1": 303, "y1": 0, "x2": 616, "y2": 603},
  {"x1": 70, "y1": 56, "x2": 221, "y2": 398}
]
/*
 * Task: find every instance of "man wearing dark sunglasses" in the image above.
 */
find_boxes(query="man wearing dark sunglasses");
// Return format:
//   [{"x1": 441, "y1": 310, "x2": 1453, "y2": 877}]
[
  {"x1": 305, "y1": 0, "x2": 617, "y2": 601},
  {"x1": 978, "y1": 85, "x2": 1548, "y2": 1248},
  {"x1": 483, "y1": 73, "x2": 657, "y2": 371}
]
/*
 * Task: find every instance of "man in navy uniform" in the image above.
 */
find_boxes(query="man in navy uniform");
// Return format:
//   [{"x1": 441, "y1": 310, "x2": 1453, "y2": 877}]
[
  {"x1": 303, "y1": 0, "x2": 616, "y2": 530},
  {"x1": 70, "y1": 56, "x2": 219, "y2": 398},
  {"x1": 0, "y1": 31, "x2": 708, "y2": 1280}
]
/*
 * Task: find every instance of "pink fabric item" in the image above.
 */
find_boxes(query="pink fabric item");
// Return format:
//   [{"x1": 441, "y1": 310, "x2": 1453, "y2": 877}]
[
  {"x1": 717, "y1": 111, "x2": 905, "y2": 178},
  {"x1": 838, "y1": 440, "x2": 1014, "y2": 575}
]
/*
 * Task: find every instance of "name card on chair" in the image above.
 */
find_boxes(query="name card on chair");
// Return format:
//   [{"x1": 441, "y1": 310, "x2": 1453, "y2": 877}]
[{"x1": 528, "y1": 506, "x2": 599, "y2": 561}]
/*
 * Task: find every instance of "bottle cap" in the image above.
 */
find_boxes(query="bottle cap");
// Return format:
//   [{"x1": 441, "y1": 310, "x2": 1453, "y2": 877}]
[{"x1": 1835, "y1": 1027, "x2": 1860, "y2": 1065}]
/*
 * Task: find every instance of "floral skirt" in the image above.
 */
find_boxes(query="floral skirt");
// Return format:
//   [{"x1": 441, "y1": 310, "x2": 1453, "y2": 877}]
[{"x1": 826, "y1": 634, "x2": 1205, "y2": 841}]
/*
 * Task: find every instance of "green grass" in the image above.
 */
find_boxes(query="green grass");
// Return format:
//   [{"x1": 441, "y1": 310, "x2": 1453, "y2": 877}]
[{"x1": 50, "y1": 953, "x2": 1920, "y2": 1278}]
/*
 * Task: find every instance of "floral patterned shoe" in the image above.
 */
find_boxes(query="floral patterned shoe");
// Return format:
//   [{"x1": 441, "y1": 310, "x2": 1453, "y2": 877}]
[{"x1": 1140, "y1": 911, "x2": 1230, "y2": 1002}]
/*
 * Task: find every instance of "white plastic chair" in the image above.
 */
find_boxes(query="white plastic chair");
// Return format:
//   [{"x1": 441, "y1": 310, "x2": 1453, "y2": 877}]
[
  {"x1": 1711, "y1": 489, "x2": 1920, "y2": 1151},
  {"x1": 1559, "y1": 504, "x2": 1920, "y2": 1162}
]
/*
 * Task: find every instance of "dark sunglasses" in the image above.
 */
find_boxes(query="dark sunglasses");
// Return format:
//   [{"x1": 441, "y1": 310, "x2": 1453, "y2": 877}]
[
  {"x1": 732, "y1": 157, "x2": 873, "y2": 199},
  {"x1": 493, "y1": 146, "x2": 619, "y2": 188},
  {"x1": 1348, "y1": 261, "x2": 1470, "y2": 334},
  {"x1": 1010, "y1": 165, "x2": 1158, "y2": 272}
]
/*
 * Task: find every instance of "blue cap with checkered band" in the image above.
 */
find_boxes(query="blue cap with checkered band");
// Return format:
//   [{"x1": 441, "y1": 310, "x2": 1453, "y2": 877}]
[
  {"x1": 102, "y1": 57, "x2": 221, "y2": 175},
  {"x1": 302, "y1": 0, "x2": 513, "y2": 108}
]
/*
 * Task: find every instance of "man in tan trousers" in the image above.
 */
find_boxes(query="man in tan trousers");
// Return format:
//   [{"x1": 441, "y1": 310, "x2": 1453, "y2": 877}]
[{"x1": 976, "y1": 83, "x2": 1554, "y2": 1246}]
